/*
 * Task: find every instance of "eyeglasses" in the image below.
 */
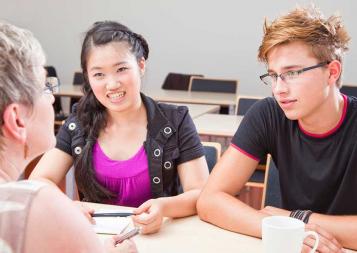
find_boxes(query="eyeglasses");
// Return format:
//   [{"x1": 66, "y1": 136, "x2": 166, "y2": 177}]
[
  {"x1": 259, "y1": 62, "x2": 330, "y2": 86},
  {"x1": 43, "y1": 77, "x2": 60, "y2": 94}
]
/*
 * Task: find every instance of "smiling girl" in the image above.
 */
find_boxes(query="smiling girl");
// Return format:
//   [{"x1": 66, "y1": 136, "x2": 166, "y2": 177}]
[{"x1": 31, "y1": 21, "x2": 209, "y2": 234}]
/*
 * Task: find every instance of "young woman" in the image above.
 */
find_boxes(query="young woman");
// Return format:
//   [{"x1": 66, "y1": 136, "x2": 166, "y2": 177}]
[
  {"x1": 0, "y1": 22, "x2": 136, "y2": 253},
  {"x1": 31, "y1": 21, "x2": 209, "y2": 234}
]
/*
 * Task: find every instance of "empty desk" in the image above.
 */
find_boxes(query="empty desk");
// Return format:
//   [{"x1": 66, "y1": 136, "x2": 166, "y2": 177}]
[
  {"x1": 193, "y1": 114, "x2": 243, "y2": 137},
  {"x1": 165, "y1": 103, "x2": 220, "y2": 119}
]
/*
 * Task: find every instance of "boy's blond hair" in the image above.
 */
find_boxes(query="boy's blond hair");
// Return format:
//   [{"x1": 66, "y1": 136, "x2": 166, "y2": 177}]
[{"x1": 258, "y1": 6, "x2": 350, "y2": 86}]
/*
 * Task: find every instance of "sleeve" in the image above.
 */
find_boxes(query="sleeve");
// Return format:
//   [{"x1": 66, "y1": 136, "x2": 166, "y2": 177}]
[
  {"x1": 176, "y1": 106, "x2": 205, "y2": 165},
  {"x1": 55, "y1": 116, "x2": 73, "y2": 156},
  {"x1": 231, "y1": 98, "x2": 272, "y2": 162}
]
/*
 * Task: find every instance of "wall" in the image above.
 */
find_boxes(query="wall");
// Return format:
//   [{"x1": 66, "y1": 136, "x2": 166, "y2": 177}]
[{"x1": 1, "y1": 0, "x2": 356, "y2": 96}]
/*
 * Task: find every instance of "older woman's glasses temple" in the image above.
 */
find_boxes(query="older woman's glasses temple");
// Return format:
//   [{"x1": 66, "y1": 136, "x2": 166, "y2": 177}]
[
  {"x1": 43, "y1": 77, "x2": 60, "y2": 94},
  {"x1": 259, "y1": 61, "x2": 330, "y2": 86}
]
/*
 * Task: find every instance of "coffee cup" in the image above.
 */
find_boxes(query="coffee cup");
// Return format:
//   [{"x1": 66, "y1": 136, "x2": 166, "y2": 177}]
[{"x1": 262, "y1": 216, "x2": 319, "y2": 253}]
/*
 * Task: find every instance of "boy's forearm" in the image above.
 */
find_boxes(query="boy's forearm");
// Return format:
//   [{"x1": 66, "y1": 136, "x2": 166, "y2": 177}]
[{"x1": 197, "y1": 191, "x2": 268, "y2": 237}]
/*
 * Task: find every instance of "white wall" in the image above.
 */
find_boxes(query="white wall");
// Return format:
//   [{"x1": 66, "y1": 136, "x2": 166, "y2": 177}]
[{"x1": 1, "y1": 0, "x2": 356, "y2": 96}]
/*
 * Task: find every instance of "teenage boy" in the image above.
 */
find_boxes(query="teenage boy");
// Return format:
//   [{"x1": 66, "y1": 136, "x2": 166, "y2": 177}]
[{"x1": 198, "y1": 6, "x2": 357, "y2": 252}]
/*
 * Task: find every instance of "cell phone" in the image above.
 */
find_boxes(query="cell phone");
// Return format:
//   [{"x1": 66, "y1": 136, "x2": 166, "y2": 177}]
[{"x1": 115, "y1": 227, "x2": 140, "y2": 244}]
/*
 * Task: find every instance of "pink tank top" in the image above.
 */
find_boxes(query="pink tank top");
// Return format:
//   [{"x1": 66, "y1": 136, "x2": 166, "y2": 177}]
[{"x1": 93, "y1": 142, "x2": 152, "y2": 207}]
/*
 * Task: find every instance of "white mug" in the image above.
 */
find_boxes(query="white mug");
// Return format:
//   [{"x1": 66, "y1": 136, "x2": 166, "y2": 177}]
[{"x1": 262, "y1": 216, "x2": 319, "y2": 253}]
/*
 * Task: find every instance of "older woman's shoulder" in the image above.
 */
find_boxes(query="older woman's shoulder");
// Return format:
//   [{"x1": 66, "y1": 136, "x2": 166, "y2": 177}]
[{"x1": 25, "y1": 184, "x2": 104, "y2": 253}]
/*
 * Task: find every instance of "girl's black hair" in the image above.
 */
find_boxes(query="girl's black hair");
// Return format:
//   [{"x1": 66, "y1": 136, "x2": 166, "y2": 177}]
[{"x1": 74, "y1": 21, "x2": 149, "y2": 202}]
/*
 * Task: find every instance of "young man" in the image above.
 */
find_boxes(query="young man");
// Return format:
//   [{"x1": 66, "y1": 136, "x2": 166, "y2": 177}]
[{"x1": 197, "y1": 6, "x2": 357, "y2": 252}]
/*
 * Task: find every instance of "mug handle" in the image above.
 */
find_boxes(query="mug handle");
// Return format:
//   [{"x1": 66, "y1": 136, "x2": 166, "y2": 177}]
[{"x1": 304, "y1": 231, "x2": 319, "y2": 253}]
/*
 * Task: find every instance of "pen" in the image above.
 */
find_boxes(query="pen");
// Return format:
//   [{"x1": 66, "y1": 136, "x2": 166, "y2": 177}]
[
  {"x1": 116, "y1": 227, "x2": 141, "y2": 244},
  {"x1": 91, "y1": 212, "x2": 133, "y2": 217}
]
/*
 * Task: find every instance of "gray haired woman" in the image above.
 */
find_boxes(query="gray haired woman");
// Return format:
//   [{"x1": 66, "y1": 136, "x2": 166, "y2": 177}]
[{"x1": 0, "y1": 22, "x2": 137, "y2": 253}]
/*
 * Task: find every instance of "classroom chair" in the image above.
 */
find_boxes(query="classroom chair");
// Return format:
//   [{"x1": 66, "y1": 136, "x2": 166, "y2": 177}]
[
  {"x1": 162, "y1": 72, "x2": 204, "y2": 90},
  {"x1": 340, "y1": 84, "x2": 357, "y2": 97},
  {"x1": 69, "y1": 71, "x2": 84, "y2": 111},
  {"x1": 44, "y1": 66, "x2": 67, "y2": 125},
  {"x1": 177, "y1": 142, "x2": 221, "y2": 194},
  {"x1": 261, "y1": 155, "x2": 282, "y2": 208},
  {"x1": 235, "y1": 96, "x2": 263, "y2": 115},
  {"x1": 189, "y1": 77, "x2": 238, "y2": 94},
  {"x1": 45, "y1": 65, "x2": 57, "y2": 77},
  {"x1": 73, "y1": 71, "x2": 85, "y2": 85},
  {"x1": 202, "y1": 141, "x2": 222, "y2": 172}
]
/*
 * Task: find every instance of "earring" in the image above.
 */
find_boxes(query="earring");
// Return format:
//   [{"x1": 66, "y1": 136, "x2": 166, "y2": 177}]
[{"x1": 23, "y1": 143, "x2": 28, "y2": 159}]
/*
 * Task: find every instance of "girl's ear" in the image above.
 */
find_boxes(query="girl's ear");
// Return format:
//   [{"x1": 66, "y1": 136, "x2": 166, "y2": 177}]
[
  {"x1": 138, "y1": 57, "x2": 146, "y2": 77},
  {"x1": 1, "y1": 103, "x2": 27, "y2": 144}
]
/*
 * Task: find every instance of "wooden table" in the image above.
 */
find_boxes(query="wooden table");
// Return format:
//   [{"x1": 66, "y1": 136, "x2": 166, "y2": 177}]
[
  {"x1": 86, "y1": 202, "x2": 357, "y2": 253},
  {"x1": 193, "y1": 114, "x2": 243, "y2": 137},
  {"x1": 165, "y1": 103, "x2": 219, "y2": 119},
  {"x1": 87, "y1": 202, "x2": 263, "y2": 253},
  {"x1": 54, "y1": 86, "x2": 221, "y2": 118},
  {"x1": 55, "y1": 84, "x2": 83, "y2": 98},
  {"x1": 55, "y1": 85, "x2": 237, "y2": 108},
  {"x1": 141, "y1": 87, "x2": 237, "y2": 108}
]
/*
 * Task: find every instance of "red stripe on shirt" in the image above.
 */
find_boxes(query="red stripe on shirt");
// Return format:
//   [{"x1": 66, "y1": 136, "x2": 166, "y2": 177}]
[
  {"x1": 230, "y1": 143, "x2": 260, "y2": 161},
  {"x1": 298, "y1": 94, "x2": 348, "y2": 138}
]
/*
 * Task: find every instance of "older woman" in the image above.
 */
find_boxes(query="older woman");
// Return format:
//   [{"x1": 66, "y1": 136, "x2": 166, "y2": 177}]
[{"x1": 0, "y1": 22, "x2": 136, "y2": 253}]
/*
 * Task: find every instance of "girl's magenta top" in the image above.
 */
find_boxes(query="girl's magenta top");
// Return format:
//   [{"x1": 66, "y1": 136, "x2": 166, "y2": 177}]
[{"x1": 93, "y1": 142, "x2": 152, "y2": 207}]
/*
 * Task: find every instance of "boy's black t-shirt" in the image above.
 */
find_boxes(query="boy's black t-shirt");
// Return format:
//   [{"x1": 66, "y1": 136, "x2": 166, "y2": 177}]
[{"x1": 232, "y1": 95, "x2": 357, "y2": 214}]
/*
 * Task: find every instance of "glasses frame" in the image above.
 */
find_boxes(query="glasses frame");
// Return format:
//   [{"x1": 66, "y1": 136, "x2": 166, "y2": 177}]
[
  {"x1": 43, "y1": 77, "x2": 60, "y2": 94},
  {"x1": 259, "y1": 61, "x2": 330, "y2": 86}
]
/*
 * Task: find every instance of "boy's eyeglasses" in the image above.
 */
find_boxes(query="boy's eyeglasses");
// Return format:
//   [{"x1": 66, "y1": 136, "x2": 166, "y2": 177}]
[{"x1": 259, "y1": 62, "x2": 330, "y2": 86}]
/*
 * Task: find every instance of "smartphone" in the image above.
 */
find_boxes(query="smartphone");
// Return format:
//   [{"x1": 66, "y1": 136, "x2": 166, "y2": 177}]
[{"x1": 115, "y1": 227, "x2": 140, "y2": 244}]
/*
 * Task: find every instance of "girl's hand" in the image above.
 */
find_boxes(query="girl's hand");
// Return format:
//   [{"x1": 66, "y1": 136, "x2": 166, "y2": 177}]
[{"x1": 132, "y1": 199, "x2": 164, "y2": 234}]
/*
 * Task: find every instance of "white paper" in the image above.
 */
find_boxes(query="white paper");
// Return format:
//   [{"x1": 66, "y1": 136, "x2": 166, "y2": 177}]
[{"x1": 93, "y1": 217, "x2": 130, "y2": 235}]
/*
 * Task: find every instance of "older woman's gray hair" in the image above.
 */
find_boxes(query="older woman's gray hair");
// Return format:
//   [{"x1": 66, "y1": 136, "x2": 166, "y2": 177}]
[{"x1": 0, "y1": 21, "x2": 46, "y2": 132}]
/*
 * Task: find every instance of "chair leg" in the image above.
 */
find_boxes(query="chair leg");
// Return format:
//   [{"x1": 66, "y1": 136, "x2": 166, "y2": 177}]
[{"x1": 237, "y1": 186, "x2": 263, "y2": 210}]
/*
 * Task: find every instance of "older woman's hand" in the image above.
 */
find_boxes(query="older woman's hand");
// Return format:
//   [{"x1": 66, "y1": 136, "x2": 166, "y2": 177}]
[
  {"x1": 73, "y1": 201, "x2": 96, "y2": 224},
  {"x1": 105, "y1": 236, "x2": 138, "y2": 253}
]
